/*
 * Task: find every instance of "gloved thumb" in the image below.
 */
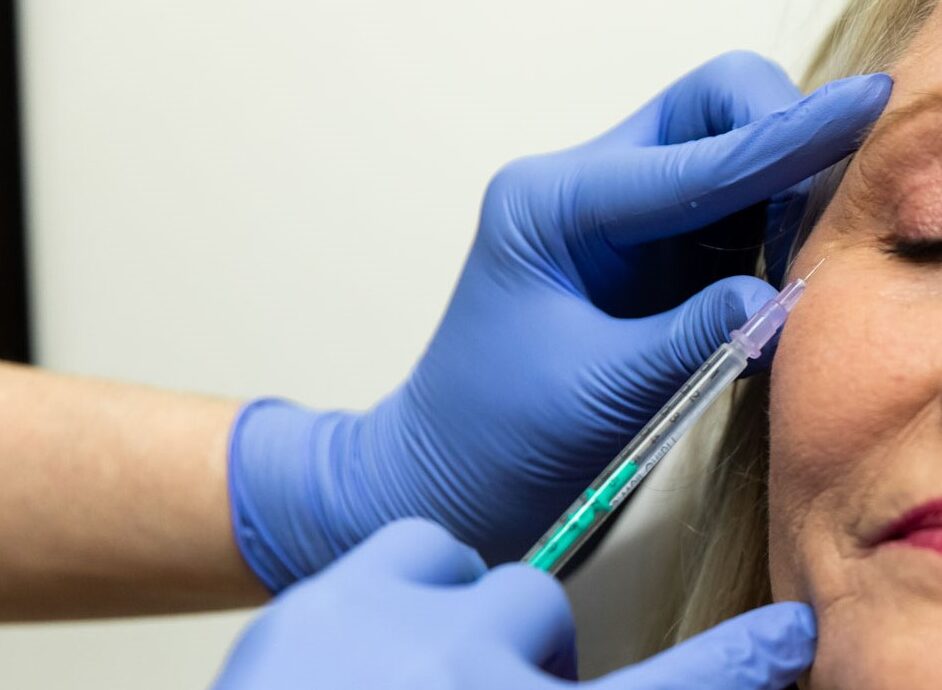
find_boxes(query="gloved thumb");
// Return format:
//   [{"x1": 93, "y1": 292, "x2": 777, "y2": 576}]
[
  {"x1": 625, "y1": 275, "x2": 778, "y2": 400},
  {"x1": 588, "y1": 603, "x2": 817, "y2": 690},
  {"x1": 471, "y1": 564, "x2": 577, "y2": 679},
  {"x1": 335, "y1": 518, "x2": 487, "y2": 586}
]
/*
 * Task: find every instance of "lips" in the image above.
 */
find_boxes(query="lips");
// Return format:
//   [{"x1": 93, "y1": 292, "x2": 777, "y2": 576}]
[{"x1": 875, "y1": 499, "x2": 942, "y2": 555}]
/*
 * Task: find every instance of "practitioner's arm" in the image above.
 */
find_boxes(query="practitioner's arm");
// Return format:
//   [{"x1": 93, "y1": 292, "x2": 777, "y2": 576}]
[{"x1": 0, "y1": 363, "x2": 266, "y2": 619}]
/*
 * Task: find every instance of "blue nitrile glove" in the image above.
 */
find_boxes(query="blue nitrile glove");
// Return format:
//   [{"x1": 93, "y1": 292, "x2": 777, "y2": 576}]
[
  {"x1": 228, "y1": 52, "x2": 893, "y2": 589},
  {"x1": 212, "y1": 519, "x2": 817, "y2": 690}
]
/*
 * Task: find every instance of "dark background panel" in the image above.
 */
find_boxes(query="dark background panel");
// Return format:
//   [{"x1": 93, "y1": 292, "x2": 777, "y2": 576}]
[{"x1": 0, "y1": 0, "x2": 29, "y2": 363}]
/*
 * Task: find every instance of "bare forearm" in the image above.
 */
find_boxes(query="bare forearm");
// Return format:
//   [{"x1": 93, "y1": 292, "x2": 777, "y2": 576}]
[{"x1": 0, "y1": 363, "x2": 267, "y2": 619}]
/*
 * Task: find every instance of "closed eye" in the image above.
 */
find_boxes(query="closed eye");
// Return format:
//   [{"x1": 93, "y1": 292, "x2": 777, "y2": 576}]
[{"x1": 883, "y1": 238, "x2": 942, "y2": 264}]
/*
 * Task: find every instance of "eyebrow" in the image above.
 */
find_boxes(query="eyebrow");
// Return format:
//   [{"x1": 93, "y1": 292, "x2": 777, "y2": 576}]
[
  {"x1": 861, "y1": 91, "x2": 942, "y2": 151},
  {"x1": 822, "y1": 93, "x2": 942, "y2": 240}
]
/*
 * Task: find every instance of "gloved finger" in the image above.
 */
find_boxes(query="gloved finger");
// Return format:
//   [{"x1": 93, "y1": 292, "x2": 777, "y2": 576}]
[
  {"x1": 601, "y1": 51, "x2": 801, "y2": 148},
  {"x1": 627, "y1": 51, "x2": 810, "y2": 288},
  {"x1": 470, "y1": 564, "x2": 576, "y2": 673},
  {"x1": 619, "y1": 276, "x2": 778, "y2": 399},
  {"x1": 575, "y1": 72, "x2": 892, "y2": 252},
  {"x1": 585, "y1": 603, "x2": 817, "y2": 690},
  {"x1": 341, "y1": 518, "x2": 486, "y2": 586},
  {"x1": 586, "y1": 52, "x2": 811, "y2": 291}
]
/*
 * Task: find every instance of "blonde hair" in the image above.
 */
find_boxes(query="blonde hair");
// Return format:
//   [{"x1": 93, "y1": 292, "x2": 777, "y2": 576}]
[{"x1": 644, "y1": 0, "x2": 939, "y2": 656}]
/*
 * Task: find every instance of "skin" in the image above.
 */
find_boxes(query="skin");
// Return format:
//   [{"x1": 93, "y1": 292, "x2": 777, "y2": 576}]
[
  {"x1": 0, "y1": 363, "x2": 266, "y2": 619},
  {"x1": 769, "y1": 8, "x2": 942, "y2": 689}
]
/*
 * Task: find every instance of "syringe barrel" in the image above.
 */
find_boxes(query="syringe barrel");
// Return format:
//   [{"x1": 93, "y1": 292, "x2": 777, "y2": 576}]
[{"x1": 524, "y1": 341, "x2": 750, "y2": 574}]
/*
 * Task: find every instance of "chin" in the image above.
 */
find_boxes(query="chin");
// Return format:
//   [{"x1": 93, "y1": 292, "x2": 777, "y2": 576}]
[
  {"x1": 804, "y1": 550, "x2": 942, "y2": 690},
  {"x1": 810, "y1": 627, "x2": 942, "y2": 690}
]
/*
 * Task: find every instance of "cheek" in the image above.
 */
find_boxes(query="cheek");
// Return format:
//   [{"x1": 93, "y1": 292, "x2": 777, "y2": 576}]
[
  {"x1": 771, "y1": 289, "x2": 903, "y2": 477},
  {"x1": 766, "y1": 255, "x2": 942, "y2": 599}
]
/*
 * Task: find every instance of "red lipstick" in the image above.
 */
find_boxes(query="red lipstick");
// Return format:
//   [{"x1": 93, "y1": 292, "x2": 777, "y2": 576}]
[{"x1": 875, "y1": 499, "x2": 942, "y2": 555}]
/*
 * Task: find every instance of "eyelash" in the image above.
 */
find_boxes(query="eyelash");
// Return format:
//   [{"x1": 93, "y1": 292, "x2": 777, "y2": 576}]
[{"x1": 883, "y1": 238, "x2": 942, "y2": 264}]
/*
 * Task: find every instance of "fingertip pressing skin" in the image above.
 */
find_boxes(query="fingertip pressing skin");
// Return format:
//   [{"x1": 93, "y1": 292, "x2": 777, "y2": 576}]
[{"x1": 610, "y1": 603, "x2": 816, "y2": 690}]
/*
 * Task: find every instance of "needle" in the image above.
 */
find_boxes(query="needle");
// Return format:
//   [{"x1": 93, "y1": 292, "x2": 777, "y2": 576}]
[{"x1": 803, "y1": 256, "x2": 827, "y2": 282}]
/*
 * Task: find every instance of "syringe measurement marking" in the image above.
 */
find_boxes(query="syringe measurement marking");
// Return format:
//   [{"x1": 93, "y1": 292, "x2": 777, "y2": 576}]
[
  {"x1": 529, "y1": 367, "x2": 719, "y2": 570},
  {"x1": 609, "y1": 436, "x2": 676, "y2": 509},
  {"x1": 527, "y1": 430, "x2": 679, "y2": 572},
  {"x1": 526, "y1": 459, "x2": 640, "y2": 571}
]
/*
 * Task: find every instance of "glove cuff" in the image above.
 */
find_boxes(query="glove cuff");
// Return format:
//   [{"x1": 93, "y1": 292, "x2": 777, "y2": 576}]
[{"x1": 227, "y1": 398, "x2": 361, "y2": 592}]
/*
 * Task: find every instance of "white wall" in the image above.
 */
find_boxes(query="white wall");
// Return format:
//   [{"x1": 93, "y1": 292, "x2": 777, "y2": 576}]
[{"x1": 8, "y1": 1, "x2": 846, "y2": 687}]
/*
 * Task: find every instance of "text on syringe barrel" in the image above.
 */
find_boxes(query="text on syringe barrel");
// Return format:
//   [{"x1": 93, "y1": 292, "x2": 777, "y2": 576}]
[{"x1": 524, "y1": 342, "x2": 750, "y2": 574}]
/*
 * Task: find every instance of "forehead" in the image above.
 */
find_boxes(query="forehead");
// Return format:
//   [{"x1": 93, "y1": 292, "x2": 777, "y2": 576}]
[{"x1": 890, "y1": 5, "x2": 942, "y2": 97}]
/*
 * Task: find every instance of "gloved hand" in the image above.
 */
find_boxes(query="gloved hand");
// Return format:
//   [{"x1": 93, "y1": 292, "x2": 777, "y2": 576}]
[
  {"x1": 213, "y1": 519, "x2": 817, "y2": 690},
  {"x1": 228, "y1": 52, "x2": 892, "y2": 589}
]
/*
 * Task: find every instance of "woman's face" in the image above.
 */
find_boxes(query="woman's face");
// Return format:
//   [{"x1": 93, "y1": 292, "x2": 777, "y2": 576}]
[{"x1": 768, "y1": 7, "x2": 942, "y2": 689}]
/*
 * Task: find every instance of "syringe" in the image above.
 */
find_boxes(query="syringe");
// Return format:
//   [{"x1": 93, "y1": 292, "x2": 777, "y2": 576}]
[{"x1": 523, "y1": 259, "x2": 825, "y2": 575}]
